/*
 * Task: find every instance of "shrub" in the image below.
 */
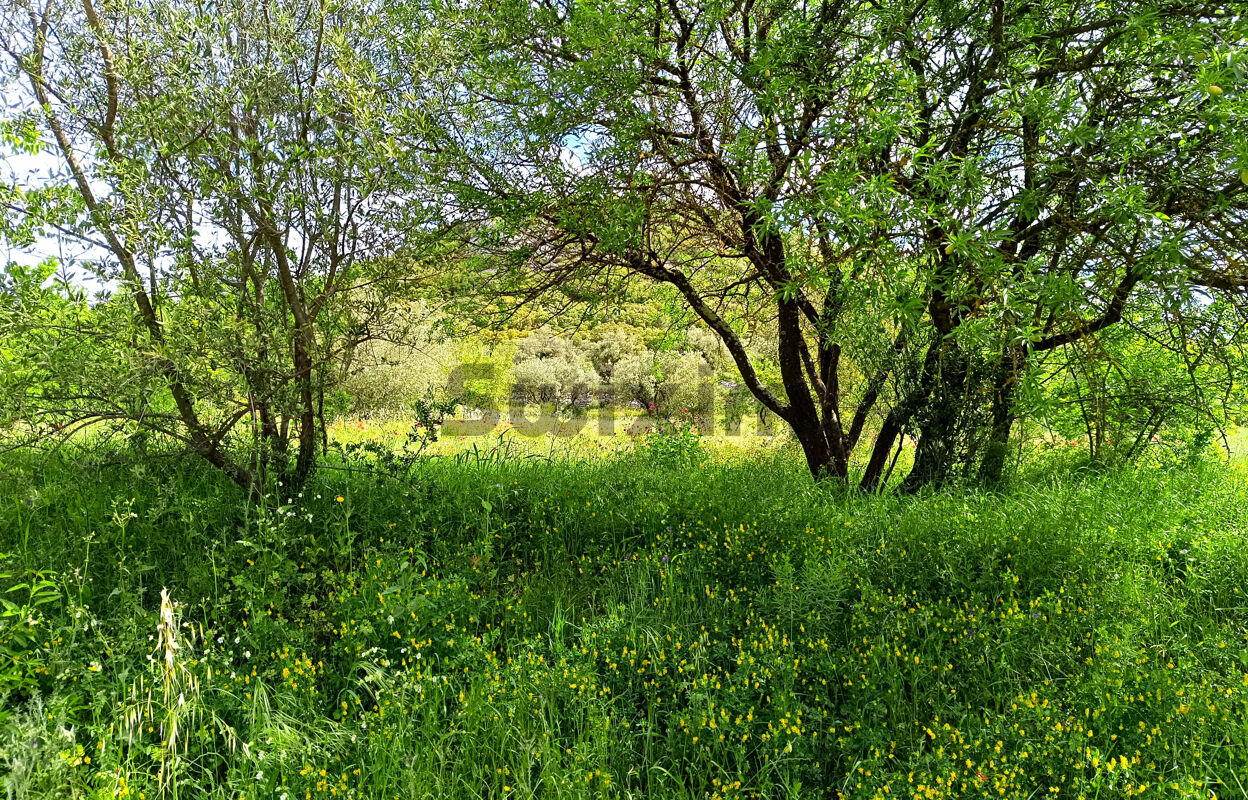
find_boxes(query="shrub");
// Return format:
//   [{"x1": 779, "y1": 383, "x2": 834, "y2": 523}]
[{"x1": 640, "y1": 414, "x2": 708, "y2": 467}]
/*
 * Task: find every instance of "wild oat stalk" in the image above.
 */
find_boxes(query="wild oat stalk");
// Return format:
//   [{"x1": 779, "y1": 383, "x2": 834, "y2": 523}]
[{"x1": 153, "y1": 587, "x2": 199, "y2": 797}]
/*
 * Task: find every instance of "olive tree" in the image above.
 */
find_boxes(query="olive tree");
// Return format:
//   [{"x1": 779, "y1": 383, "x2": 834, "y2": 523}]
[{"x1": 0, "y1": 0, "x2": 441, "y2": 495}]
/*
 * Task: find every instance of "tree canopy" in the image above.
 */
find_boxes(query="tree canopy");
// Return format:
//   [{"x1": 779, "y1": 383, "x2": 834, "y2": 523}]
[{"x1": 413, "y1": 0, "x2": 1248, "y2": 485}]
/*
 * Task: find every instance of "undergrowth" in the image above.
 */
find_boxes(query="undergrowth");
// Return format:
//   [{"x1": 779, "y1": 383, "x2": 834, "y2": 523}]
[{"x1": 0, "y1": 441, "x2": 1245, "y2": 799}]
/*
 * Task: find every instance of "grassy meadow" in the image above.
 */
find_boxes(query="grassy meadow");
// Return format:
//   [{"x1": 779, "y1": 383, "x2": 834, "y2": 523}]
[
  {"x1": 0, "y1": 430, "x2": 1246, "y2": 800},
  {"x1": 4, "y1": 0, "x2": 1247, "y2": 797}
]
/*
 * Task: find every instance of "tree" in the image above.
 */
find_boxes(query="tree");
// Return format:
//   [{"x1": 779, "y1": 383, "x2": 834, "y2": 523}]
[
  {"x1": 1028, "y1": 290, "x2": 1248, "y2": 464},
  {"x1": 1, "y1": 0, "x2": 439, "y2": 496},
  {"x1": 407, "y1": 0, "x2": 1248, "y2": 487},
  {"x1": 511, "y1": 332, "x2": 598, "y2": 404},
  {"x1": 579, "y1": 323, "x2": 645, "y2": 384},
  {"x1": 614, "y1": 348, "x2": 713, "y2": 417}
]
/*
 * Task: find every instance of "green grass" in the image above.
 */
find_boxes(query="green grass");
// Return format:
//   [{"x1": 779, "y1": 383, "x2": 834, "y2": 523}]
[{"x1": 0, "y1": 439, "x2": 1246, "y2": 799}]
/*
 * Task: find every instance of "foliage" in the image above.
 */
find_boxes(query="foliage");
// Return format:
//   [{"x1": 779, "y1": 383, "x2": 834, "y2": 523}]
[
  {"x1": 639, "y1": 413, "x2": 709, "y2": 468},
  {"x1": 3, "y1": 0, "x2": 1246, "y2": 494},
  {"x1": 331, "y1": 394, "x2": 459, "y2": 479},
  {"x1": 0, "y1": 5, "x2": 1246, "y2": 794},
  {"x1": 511, "y1": 333, "x2": 600, "y2": 405},
  {"x1": 613, "y1": 349, "x2": 715, "y2": 417},
  {"x1": 684, "y1": 326, "x2": 727, "y2": 371},
  {"x1": 338, "y1": 312, "x2": 459, "y2": 418},
  {"x1": 1029, "y1": 295, "x2": 1248, "y2": 464},
  {"x1": 578, "y1": 324, "x2": 647, "y2": 384},
  {"x1": 0, "y1": 556, "x2": 58, "y2": 705},
  {"x1": 0, "y1": 0, "x2": 446, "y2": 496},
  {"x1": 406, "y1": 0, "x2": 1248, "y2": 487}
]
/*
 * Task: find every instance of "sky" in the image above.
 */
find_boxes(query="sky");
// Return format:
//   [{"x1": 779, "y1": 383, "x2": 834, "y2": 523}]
[{"x1": 3, "y1": 137, "x2": 116, "y2": 295}]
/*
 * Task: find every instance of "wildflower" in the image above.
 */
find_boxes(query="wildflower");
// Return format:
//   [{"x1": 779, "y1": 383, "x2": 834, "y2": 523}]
[{"x1": 336, "y1": 496, "x2": 345, "y2": 503}]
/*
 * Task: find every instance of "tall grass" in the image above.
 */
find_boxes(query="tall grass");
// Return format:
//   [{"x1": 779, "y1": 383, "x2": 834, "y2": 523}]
[{"x1": 0, "y1": 440, "x2": 1245, "y2": 798}]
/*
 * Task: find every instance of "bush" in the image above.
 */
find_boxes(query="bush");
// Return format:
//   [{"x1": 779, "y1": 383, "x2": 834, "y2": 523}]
[{"x1": 640, "y1": 414, "x2": 708, "y2": 467}]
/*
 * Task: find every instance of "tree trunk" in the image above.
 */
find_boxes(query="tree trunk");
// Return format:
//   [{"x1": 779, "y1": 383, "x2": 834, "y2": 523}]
[
  {"x1": 290, "y1": 337, "x2": 319, "y2": 492},
  {"x1": 859, "y1": 411, "x2": 904, "y2": 491},
  {"x1": 977, "y1": 353, "x2": 1019, "y2": 487},
  {"x1": 859, "y1": 336, "x2": 942, "y2": 491},
  {"x1": 774, "y1": 293, "x2": 840, "y2": 480},
  {"x1": 793, "y1": 408, "x2": 839, "y2": 480},
  {"x1": 901, "y1": 343, "x2": 969, "y2": 492}
]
